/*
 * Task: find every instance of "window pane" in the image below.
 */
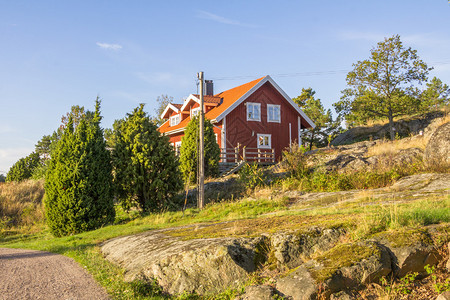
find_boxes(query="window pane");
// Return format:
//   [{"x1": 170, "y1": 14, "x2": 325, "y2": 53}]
[{"x1": 254, "y1": 105, "x2": 260, "y2": 119}]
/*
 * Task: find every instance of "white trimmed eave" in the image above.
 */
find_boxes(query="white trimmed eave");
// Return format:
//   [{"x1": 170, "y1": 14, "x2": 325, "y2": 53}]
[
  {"x1": 180, "y1": 94, "x2": 200, "y2": 112},
  {"x1": 160, "y1": 103, "x2": 181, "y2": 120},
  {"x1": 214, "y1": 75, "x2": 315, "y2": 129}
]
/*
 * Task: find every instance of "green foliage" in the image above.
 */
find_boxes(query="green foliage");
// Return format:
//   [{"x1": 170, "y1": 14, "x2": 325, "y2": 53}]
[
  {"x1": 334, "y1": 35, "x2": 431, "y2": 139},
  {"x1": 45, "y1": 98, "x2": 115, "y2": 237},
  {"x1": 238, "y1": 163, "x2": 266, "y2": 190},
  {"x1": 6, "y1": 152, "x2": 42, "y2": 182},
  {"x1": 425, "y1": 264, "x2": 450, "y2": 293},
  {"x1": 293, "y1": 88, "x2": 341, "y2": 150},
  {"x1": 111, "y1": 104, "x2": 182, "y2": 213},
  {"x1": 179, "y1": 116, "x2": 220, "y2": 183},
  {"x1": 282, "y1": 143, "x2": 308, "y2": 178},
  {"x1": 420, "y1": 77, "x2": 450, "y2": 112}
]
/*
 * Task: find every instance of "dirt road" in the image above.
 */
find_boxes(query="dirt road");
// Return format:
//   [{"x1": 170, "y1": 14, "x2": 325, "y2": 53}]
[{"x1": 0, "y1": 248, "x2": 110, "y2": 300}]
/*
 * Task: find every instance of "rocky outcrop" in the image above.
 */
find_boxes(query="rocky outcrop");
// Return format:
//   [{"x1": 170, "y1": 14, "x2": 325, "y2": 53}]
[
  {"x1": 425, "y1": 122, "x2": 450, "y2": 168},
  {"x1": 331, "y1": 111, "x2": 445, "y2": 146},
  {"x1": 101, "y1": 228, "x2": 268, "y2": 295},
  {"x1": 238, "y1": 285, "x2": 277, "y2": 300},
  {"x1": 373, "y1": 229, "x2": 443, "y2": 278},
  {"x1": 303, "y1": 138, "x2": 425, "y2": 174},
  {"x1": 277, "y1": 241, "x2": 391, "y2": 299},
  {"x1": 270, "y1": 227, "x2": 345, "y2": 269}
]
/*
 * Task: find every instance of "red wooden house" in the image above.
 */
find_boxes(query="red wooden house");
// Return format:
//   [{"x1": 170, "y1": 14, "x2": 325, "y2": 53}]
[{"x1": 158, "y1": 75, "x2": 315, "y2": 162}]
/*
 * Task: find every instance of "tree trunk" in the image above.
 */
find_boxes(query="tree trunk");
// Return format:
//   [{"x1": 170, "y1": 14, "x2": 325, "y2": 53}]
[{"x1": 388, "y1": 109, "x2": 395, "y2": 141}]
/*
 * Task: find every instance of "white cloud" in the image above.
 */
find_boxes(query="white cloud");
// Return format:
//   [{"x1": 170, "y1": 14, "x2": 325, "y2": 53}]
[
  {"x1": 96, "y1": 42, "x2": 123, "y2": 50},
  {"x1": 196, "y1": 10, "x2": 258, "y2": 28}
]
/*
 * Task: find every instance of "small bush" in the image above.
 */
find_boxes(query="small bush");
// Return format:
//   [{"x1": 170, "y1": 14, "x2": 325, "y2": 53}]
[{"x1": 239, "y1": 163, "x2": 266, "y2": 191}]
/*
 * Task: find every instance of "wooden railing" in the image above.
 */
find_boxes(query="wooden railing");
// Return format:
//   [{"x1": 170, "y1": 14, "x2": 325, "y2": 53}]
[{"x1": 220, "y1": 144, "x2": 275, "y2": 164}]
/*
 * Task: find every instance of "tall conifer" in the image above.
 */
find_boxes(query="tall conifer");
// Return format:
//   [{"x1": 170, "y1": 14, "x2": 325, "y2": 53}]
[{"x1": 45, "y1": 98, "x2": 114, "y2": 236}]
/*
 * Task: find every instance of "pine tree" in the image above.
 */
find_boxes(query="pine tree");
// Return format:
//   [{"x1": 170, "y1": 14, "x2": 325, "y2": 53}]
[
  {"x1": 179, "y1": 116, "x2": 220, "y2": 183},
  {"x1": 111, "y1": 104, "x2": 182, "y2": 212},
  {"x1": 44, "y1": 98, "x2": 114, "y2": 236}
]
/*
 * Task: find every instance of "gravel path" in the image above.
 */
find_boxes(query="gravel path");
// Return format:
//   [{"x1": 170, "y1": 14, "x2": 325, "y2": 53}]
[{"x1": 0, "y1": 248, "x2": 110, "y2": 300}]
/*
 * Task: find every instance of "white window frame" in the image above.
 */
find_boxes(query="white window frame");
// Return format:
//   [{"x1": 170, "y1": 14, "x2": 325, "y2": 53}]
[
  {"x1": 257, "y1": 134, "x2": 271, "y2": 149},
  {"x1": 267, "y1": 104, "x2": 281, "y2": 123},
  {"x1": 190, "y1": 107, "x2": 200, "y2": 118},
  {"x1": 169, "y1": 114, "x2": 180, "y2": 126},
  {"x1": 246, "y1": 102, "x2": 261, "y2": 122}
]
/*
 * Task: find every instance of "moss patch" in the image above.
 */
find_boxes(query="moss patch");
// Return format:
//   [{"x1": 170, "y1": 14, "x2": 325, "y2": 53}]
[
  {"x1": 373, "y1": 228, "x2": 434, "y2": 248},
  {"x1": 309, "y1": 242, "x2": 381, "y2": 282},
  {"x1": 165, "y1": 214, "x2": 349, "y2": 240}
]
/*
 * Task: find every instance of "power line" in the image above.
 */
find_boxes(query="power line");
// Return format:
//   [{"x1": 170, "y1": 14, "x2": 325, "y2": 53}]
[{"x1": 210, "y1": 60, "x2": 450, "y2": 81}]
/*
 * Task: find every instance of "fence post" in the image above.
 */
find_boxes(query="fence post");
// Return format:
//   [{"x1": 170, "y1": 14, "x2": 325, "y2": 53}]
[
  {"x1": 272, "y1": 148, "x2": 275, "y2": 163},
  {"x1": 243, "y1": 146, "x2": 246, "y2": 162},
  {"x1": 235, "y1": 144, "x2": 239, "y2": 163},
  {"x1": 257, "y1": 148, "x2": 261, "y2": 163}
]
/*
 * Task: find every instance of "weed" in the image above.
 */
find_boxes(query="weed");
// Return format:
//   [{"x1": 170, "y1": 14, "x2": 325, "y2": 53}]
[{"x1": 425, "y1": 264, "x2": 450, "y2": 293}]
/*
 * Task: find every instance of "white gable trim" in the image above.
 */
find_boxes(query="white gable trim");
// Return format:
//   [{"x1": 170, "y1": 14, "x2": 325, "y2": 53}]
[
  {"x1": 213, "y1": 75, "x2": 315, "y2": 129},
  {"x1": 180, "y1": 94, "x2": 200, "y2": 112},
  {"x1": 160, "y1": 103, "x2": 181, "y2": 120}
]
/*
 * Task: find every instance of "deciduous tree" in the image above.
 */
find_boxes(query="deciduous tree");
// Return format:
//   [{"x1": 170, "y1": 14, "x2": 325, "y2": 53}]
[{"x1": 334, "y1": 35, "x2": 431, "y2": 140}]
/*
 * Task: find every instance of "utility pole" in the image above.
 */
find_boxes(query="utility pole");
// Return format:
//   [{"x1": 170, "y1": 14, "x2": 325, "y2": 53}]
[{"x1": 197, "y1": 72, "x2": 205, "y2": 209}]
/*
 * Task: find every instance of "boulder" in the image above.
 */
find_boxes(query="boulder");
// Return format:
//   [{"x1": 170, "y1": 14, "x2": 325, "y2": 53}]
[
  {"x1": 277, "y1": 241, "x2": 391, "y2": 298},
  {"x1": 271, "y1": 227, "x2": 345, "y2": 269},
  {"x1": 425, "y1": 122, "x2": 450, "y2": 168},
  {"x1": 238, "y1": 285, "x2": 276, "y2": 300},
  {"x1": 276, "y1": 265, "x2": 318, "y2": 300},
  {"x1": 373, "y1": 229, "x2": 442, "y2": 278},
  {"x1": 101, "y1": 227, "x2": 268, "y2": 295}
]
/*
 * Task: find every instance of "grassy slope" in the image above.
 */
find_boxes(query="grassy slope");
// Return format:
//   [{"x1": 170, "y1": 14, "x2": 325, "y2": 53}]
[{"x1": 1, "y1": 124, "x2": 449, "y2": 299}]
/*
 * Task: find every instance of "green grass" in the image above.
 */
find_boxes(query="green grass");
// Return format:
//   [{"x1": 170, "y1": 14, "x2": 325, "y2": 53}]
[{"x1": 1, "y1": 179, "x2": 449, "y2": 299}]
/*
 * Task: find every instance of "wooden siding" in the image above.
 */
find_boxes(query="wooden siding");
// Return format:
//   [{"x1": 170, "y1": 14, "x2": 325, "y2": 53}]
[{"x1": 225, "y1": 82, "x2": 301, "y2": 161}]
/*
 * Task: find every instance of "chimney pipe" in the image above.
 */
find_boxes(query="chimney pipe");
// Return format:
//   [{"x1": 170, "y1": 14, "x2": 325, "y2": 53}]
[{"x1": 205, "y1": 80, "x2": 214, "y2": 96}]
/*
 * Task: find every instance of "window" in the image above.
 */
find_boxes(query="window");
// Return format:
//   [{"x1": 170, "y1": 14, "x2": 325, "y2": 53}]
[
  {"x1": 246, "y1": 102, "x2": 261, "y2": 121},
  {"x1": 267, "y1": 104, "x2": 280, "y2": 123},
  {"x1": 170, "y1": 114, "x2": 180, "y2": 126},
  {"x1": 257, "y1": 134, "x2": 271, "y2": 149},
  {"x1": 191, "y1": 107, "x2": 200, "y2": 118}
]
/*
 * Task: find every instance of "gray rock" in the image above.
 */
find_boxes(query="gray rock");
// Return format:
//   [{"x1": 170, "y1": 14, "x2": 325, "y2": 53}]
[
  {"x1": 330, "y1": 291, "x2": 354, "y2": 300},
  {"x1": 373, "y1": 229, "x2": 442, "y2": 278},
  {"x1": 277, "y1": 241, "x2": 391, "y2": 298},
  {"x1": 276, "y1": 265, "x2": 318, "y2": 300},
  {"x1": 437, "y1": 291, "x2": 450, "y2": 300},
  {"x1": 271, "y1": 227, "x2": 345, "y2": 269},
  {"x1": 425, "y1": 122, "x2": 450, "y2": 168},
  {"x1": 238, "y1": 285, "x2": 276, "y2": 300},
  {"x1": 331, "y1": 111, "x2": 445, "y2": 146},
  {"x1": 101, "y1": 227, "x2": 267, "y2": 295}
]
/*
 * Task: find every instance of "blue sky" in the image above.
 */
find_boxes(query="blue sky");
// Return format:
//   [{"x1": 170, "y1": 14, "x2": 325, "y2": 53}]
[{"x1": 1, "y1": 0, "x2": 450, "y2": 174}]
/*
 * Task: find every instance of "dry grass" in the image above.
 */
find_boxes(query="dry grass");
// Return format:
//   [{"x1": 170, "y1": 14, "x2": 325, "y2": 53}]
[
  {"x1": 366, "y1": 136, "x2": 429, "y2": 157},
  {"x1": 0, "y1": 180, "x2": 45, "y2": 230}
]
